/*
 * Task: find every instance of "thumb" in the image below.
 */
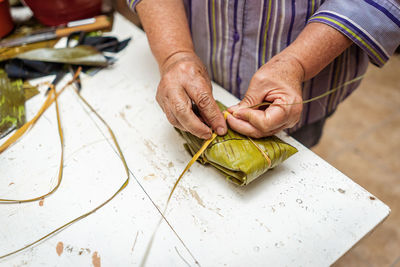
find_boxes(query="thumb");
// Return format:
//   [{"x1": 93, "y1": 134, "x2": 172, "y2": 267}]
[
  {"x1": 228, "y1": 86, "x2": 265, "y2": 114},
  {"x1": 228, "y1": 70, "x2": 270, "y2": 113},
  {"x1": 239, "y1": 75, "x2": 269, "y2": 107}
]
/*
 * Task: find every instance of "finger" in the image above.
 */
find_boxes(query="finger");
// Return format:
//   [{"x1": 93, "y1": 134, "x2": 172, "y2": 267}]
[
  {"x1": 165, "y1": 108, "x2": 185, "y2": 130},
  {"x1": 235, "y1": 74, "x2": 270, "y2": 109},
  {"x1": 184, "y1": 80, "x2": 227, "y2": 136},
  {"x1": 233, "y1": 102, "x2": 288, "y2": 132},
  {"x1": 264, "y1": 95, "x2": 303, "y2": 127},
  {"x1": 156, "y1": 89, "x2": 185, "y2": 130},
  {"x1": 258, "y1": 124, "x2": 288, "y2": 137},
  {"x1": 226, "y1": 113, "x2": 264, "y2": 138},
  {"x1": 266, "y1": 125, "x2": 287, "y2": 136},
  {"x1": 232, "y1": 107, "x2": 286, "y2": 132},
  {"x1": 227, "y1": 104, "x2": 241, "y2": 114},
  {"x1": 167, "y1": 90, "x2": 213, "y2": 139},
  {"x1": 227, "y1": 113, "x2": 287, "y2": 138}
]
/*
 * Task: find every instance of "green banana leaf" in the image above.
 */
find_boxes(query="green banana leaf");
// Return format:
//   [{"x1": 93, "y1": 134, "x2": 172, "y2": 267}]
[
  {"x1": 176, "y1": 102, "x2": 298, "y2": 186},
  {"x1": 0, "y1": 40, "x2": 59, "y2": 62},
  {"x1": 23, "y1": 81, "x2": 40, "y2": 100},
  {"x1": 0, "y1": 69, "x2": 26, "y2": 138},
  {"x1": 0, "y1": 22, "x2": 58, "y2": 62},
  {"x1": 15, "y1": 45, "x2": 108, "y2": 66}
]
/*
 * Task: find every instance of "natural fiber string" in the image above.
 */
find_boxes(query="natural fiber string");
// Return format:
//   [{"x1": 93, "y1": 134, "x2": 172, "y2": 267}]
[
  {"x1": 139, "y1": 131, "x2": 217, "y2": 267},
  {"x1": 250, "y1": 75, "x2": 364, "y2": 109},
  {"x1": 0, "y1": 71, "x2": 130, "y2": 259},
  {"x1": 247, "y1": 137, "x2": 272, "y2": 168},
  {"x1": 0, "y1": 85, "x2": 64, "y2": 204},
  {"x1": 165, "y1": 133, "x2": 217, "y2": 207},
  {"x1": 0, "y1": 74, "x2": 82, "y2": 203}
]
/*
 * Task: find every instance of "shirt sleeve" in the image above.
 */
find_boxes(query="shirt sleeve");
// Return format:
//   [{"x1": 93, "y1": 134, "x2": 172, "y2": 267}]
[
  {"x1": 127, "y1": 0, "x2": 143, "y2": 13},
  {"x1": 308, "y1": 0, "x2": 400, "y2": 67}
]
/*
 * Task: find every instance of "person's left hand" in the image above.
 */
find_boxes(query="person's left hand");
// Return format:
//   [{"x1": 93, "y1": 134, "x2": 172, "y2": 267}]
[{"x1": 227, "y1": 52, "x2": 305, "y2": 138}]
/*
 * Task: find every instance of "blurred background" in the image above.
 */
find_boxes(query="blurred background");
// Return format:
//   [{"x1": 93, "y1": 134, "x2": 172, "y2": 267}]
[{"x1": 313, "y1": 56, "x2": 400, "y2": 267}]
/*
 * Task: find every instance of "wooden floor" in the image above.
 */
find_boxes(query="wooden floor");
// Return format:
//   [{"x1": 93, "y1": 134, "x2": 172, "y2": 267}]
[{"x1": 312, "y1": 55, "x2": 400, "y2": 266}]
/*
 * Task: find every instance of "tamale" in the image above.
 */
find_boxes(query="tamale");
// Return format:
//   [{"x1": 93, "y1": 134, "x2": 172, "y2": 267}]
[
  {"x1": 0, "y1": 69, "x2": 26, "y2": 138},
  {"x1": 176, "y1": 102, "x2": 298, "y2": 186}
]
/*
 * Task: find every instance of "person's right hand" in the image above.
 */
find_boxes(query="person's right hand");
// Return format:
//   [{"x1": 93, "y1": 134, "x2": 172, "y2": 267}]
[{"x1": 156, "y1": 51, "x2": 227, "y2": 139}]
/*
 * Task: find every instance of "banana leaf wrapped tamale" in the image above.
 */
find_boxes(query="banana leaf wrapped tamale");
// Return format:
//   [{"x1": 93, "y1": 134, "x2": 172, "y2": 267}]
[
  {"x1": 0, "y1": 69, "x2": 26, "y2": 138},
  {"x1": 176, "y1": 102, "x2": 298, "y2": 186}
]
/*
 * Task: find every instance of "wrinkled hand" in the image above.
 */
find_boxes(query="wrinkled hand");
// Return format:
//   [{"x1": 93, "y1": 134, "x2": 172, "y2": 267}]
[
  {"x1": 156, "y1": 51, "x2": 227, "y2": 139},
  {"x1": 227, "y1": 53, "x2": 304, "y2": 138}
]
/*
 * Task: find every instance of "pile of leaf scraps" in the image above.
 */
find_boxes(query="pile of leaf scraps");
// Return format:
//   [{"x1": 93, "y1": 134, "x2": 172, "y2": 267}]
[
  {"x1": 0, "y1": 31, "x2": 131, "y2": 259},
  {"x1": 0, "y1": 31, "x2": 131, "y2": 138}
]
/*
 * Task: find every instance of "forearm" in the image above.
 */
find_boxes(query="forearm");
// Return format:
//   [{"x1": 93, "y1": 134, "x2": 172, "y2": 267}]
[
  {"x1": 282, "y1": 22, "x2": 353, "y2": 81},
  {"x1": 136, "y1": 0, "x2": 194, "y2": 71}
]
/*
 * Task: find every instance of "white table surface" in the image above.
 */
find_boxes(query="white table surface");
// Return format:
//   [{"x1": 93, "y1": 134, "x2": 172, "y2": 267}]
[{"x1": 0, "y1": 14, "x2": 390, "y2": 267}]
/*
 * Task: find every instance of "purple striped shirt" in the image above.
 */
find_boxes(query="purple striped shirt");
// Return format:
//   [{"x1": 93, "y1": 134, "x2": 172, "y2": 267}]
[{"x1": 129, "y1": 0, "x2": 400, "y2": 131}]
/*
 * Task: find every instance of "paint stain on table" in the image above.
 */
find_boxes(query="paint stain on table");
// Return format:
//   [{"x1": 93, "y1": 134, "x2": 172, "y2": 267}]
[
  {"x1": 56, "y1": 242, "x2": 64, "y2": 256},
  {"x1": 143, "y1": 173, "x2": 156, "y2": 180},
  {"x1": 338, "y1": 188, "x2": 346, "y2": 194},
  {"x1": 189, "y1": 189, "x2": 205, "y2": 208},
  {"x1": 92, "y1": 251, "x2": 101, "y2": 267},
  {"x1": 39, "y1": 199, "x2": 44, "y2": 206},
  {"x1": 119, "y1": 111, "x2": 133, "y2": 128}
]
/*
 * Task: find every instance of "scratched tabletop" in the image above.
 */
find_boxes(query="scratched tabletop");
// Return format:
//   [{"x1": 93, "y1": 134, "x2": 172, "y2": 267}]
[{"x1": 0, "y1": 14, "x2": 390, "y2": 267}]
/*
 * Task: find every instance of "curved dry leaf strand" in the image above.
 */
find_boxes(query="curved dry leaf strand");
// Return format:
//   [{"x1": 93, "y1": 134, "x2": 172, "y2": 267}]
[
  {"x1": 0, "y1": 70, "x2": 130, "y2": 259},
  {"x1": 164, "y1": 114, "x2": 235, "y2": 210},
  {"x1": 250, "y1": 75, "x2": 365, "y2": 109},
  {"x1": 140, "y1": 132, "x2": 217, "y2": 267},
  {"x1": 0, "y1": 70, "x2": 82, "y2": 203},
  {"x1": 165, "y1": 133, "x2": 217, "y2": 209},
  {"x1": 0, "y1": 86, "x2": 64, "y2": 203},
  {"x1": 247, "y1": 137, "x2": 272, "y2": 168}
]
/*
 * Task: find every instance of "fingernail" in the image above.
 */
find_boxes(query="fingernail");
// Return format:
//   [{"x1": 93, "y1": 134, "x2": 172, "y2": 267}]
[
  {"x1": 202, "y1": 132, "x2": 212, "y2": 139},
  {"x1": 232, "y1": 110, "x2": 241, "y2": 118},
  {"x1": 228, "y1": 105, "x2": 239, "y2": 113},
  {"x1": 217, "y1": 127, "x2": 226, "y2": 136}
]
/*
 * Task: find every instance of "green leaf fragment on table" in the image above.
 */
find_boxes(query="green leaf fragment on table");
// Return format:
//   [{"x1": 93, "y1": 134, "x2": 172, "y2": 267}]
[
  {"x1": 16, "y1": 45, "x2": 109, "y2": 66},
  {"x1": 23, "y1": 81, "x2": 40, "y2": 100},
  {"x1": 0, "y1": 69, "x2": 26, "y2": 138},
  {"x1": 176, "y1": 101, "x2": 298, "y2": 186},
  {"x1": 0, "y1": 39, "x2": 59, "y2": 62},
  {"x1": 0, "y1": 22, "x2": 58, "y2": 62}
]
